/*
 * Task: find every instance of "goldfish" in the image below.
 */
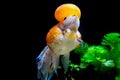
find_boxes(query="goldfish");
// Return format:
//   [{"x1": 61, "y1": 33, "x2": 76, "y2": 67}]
[{"x1": 36, "y1": 3, "x2": 83, "y2": 80}]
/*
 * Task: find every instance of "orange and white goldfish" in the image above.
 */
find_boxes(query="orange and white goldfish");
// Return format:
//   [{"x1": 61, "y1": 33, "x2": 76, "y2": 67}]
[{"x1": 36, "y1": 15, "x2": 83, "y2": 80}]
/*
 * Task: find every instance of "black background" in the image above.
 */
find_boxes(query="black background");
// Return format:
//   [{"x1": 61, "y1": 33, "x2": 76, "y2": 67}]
[{"x1": 31, "y1": 0, "x2": 120, "y2": 80}]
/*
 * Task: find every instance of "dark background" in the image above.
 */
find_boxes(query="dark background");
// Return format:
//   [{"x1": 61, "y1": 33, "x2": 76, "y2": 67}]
[{"x1": 31, "y1": 0, "x2": 120, "y2": 80}]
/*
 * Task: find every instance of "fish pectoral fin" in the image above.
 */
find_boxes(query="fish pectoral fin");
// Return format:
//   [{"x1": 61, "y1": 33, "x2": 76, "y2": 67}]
[{"x1": 60, "y1": 52, "x2": 70, "y2": 74}]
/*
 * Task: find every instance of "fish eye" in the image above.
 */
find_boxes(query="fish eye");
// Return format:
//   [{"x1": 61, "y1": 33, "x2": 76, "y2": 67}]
[{"x1": 64, "y1": 17, "x2": 67, "y2": 20}]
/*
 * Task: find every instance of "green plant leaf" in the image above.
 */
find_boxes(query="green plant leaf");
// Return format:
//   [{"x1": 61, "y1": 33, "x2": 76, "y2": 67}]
[{"x1": 101, "y1": 32, "x2": 120, "y2": 49}]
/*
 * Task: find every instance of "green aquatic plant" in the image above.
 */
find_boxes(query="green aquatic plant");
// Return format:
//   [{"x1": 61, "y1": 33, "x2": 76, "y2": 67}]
[
  {"x1": 74, "y1": 42, "x2": 89, "y2": 55},
  {"x1": 115, "y1": 76, "x2": 120, "y2": 80},
  {"x1": 101, "y1": 32, "x2": 120, "y2": 49},
  {"x1": 69, "y1": 62, "x2": 80, "y2": 71},
  {"x1": 101, "y1": 32, "x2": 120, "y2": 80},
  {"x1": 101, "y1": 33, "x2": 120, "y2": 69},
  {"x1": 69, "y1": 32, "x2": 120, "y2": 80},
  {"x1": 81, "y1": 46, "x2": 111, "y2": 70}
]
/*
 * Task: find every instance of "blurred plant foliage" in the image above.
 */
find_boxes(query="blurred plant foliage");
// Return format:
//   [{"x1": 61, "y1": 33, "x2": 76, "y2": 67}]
[{"x1": 69, "y1": 32, "x2": 120, "y2": 79}]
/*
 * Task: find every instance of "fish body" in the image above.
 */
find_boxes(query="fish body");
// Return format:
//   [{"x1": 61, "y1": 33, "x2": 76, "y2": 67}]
[
  {"x1": 36, "y1": 15, "x2": 83, "y2": 80},
  {"x1": 46, "y1": 15, "x2": 81, "y2": 55}
]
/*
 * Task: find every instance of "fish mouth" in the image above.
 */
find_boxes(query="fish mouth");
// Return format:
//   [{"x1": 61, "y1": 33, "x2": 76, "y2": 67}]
[{"x1": 63, "y1": 15, "x2": 79, "y2": 25}]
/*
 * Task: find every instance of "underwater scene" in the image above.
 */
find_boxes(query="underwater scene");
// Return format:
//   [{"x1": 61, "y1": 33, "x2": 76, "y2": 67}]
[{"x1": 32, "y1": 0, "x2": 120, "y2": 80}]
